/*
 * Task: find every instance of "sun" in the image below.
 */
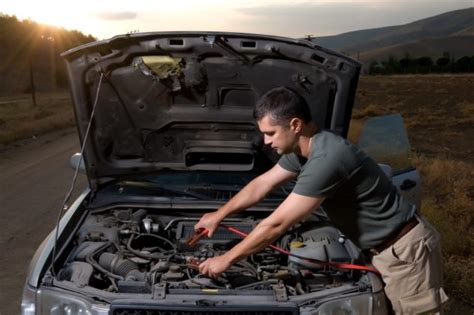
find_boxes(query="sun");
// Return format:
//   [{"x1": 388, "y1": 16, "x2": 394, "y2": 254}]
[{"x1": 3, "y1": 0, "x2": 91, "y2": 32}]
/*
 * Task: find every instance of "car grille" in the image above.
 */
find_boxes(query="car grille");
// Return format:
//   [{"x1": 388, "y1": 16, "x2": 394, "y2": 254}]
[{"x1": 110, "y1": 306, "x2": 298, "y2": 315}]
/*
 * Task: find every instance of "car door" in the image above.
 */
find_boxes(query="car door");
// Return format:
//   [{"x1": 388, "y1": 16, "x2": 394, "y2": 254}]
[{"x1": 357, "y1": 114, "x2": 421, "y2": 210}]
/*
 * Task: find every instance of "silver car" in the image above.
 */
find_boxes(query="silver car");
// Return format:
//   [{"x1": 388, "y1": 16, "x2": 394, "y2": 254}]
[{"x1": 21, "y1": 32, "x2": 420, "y2": 314}]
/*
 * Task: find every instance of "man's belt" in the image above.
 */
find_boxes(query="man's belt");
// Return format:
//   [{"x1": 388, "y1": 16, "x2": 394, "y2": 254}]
[{"x1": 369, "y1": 216, "x2": 419, "y2": 255}]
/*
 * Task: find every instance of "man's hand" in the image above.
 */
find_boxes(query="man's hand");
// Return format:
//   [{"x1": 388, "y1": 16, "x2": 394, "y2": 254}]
[
  {"x1": 197, "y1": 193, "x2": 324, "y2": 279},
  {"x1": 198, "y1": 254, "x2": 232, "y2": 279},
  {"x1": 194, "y1": 211, "x2": 223, "y2": 237}
]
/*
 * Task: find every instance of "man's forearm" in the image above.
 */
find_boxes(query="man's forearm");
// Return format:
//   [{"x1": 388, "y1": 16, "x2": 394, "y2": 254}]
[
  {"x1": 222, "y1": 193, "x2": 325, "y2": 265},
  {"x1": 223, "y1": 219, "x2": 283, "y2": 264},
  {"x1": 215, "y1": 176, "x2": 274, "y2": 219}
]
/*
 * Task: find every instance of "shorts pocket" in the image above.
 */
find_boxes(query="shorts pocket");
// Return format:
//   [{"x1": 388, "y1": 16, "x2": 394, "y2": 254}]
[
  {"x1": 391, "y1": 238, "x2": 425, "y2": 265},
  {"x1": 399, "y1": 287, "x2": 448, "y2": 314},
  {"x1": 391, "y1": 226, "x2": 439, "y2": 265}
]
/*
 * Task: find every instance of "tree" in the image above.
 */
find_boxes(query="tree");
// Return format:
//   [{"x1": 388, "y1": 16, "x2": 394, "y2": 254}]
[
  {"x1": 368, "y1": 61, "x2": 384, "y2": 75},
  {"x1": 436, "y1": 57, "x2": 450, "y2": 73},
  {"x1": 416, "y1": 56, "x2": 433, "y2": 73},
  {"x1": 367, "y1": 54, "x2": 474, "y2": 75},
  {"x1": 436, "y1": 57, "x2": 450, "y2": 67},
  {"x1": 382, "y1": 56, "x2": 400, "y2": 74},
  {"x1": 455, "y1": 56, "x2": 474, "y2": 72},
  {"x1": 400, "y1": 56, "x2": 416, "y2": 73},
  {"x1": 0, "y1": 13, "x2": 96, "y2": 95}
]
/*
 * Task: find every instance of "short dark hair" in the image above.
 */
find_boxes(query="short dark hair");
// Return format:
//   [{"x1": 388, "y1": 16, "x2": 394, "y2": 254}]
[{"x1": 253, "y1": 87, "x2": 312, "y2": 125}]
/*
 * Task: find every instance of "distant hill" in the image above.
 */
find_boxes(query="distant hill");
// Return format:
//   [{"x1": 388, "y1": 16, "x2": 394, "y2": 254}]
[
  {"x1": 0, "y1": 14, "x2": 96, "y2": 96},
  {"x1": 308, "y1": 7, "x2": 474, "y2": 66},
  {"x1": 356, "y1": 36, "x2": 473, "y2": 63}
]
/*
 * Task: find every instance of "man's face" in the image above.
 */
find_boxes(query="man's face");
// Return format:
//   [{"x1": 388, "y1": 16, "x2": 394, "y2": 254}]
[{"x1": 257, "y1": 115, "x2": 298, "y2": 155}]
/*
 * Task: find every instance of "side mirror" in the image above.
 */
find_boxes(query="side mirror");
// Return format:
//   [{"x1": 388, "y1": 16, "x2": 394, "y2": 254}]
[
  {"x1": 70, "y1": 153, "x2": 86, "y2": 174},
  {"x1": 378, "y1": 163, "x2": 393, "y2": 179},
  {"x1": 358, "y1": 114, "x2": 412, "y2": 173}
]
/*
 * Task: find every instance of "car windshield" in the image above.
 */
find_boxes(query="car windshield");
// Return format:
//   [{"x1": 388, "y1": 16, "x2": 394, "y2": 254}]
[{"x1": 118, "y1": 170, "x2": 294, "y2": 201}]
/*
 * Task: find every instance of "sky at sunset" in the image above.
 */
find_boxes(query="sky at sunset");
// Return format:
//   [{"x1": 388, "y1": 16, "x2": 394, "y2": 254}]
[{"x1": 1, "y1": 0, "x2": 472, "y2": 40}]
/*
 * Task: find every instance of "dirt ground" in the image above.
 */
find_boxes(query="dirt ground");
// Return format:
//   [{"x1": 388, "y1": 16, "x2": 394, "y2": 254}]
[{"x1": 0, "y1": 128, "x2": 87, "y2": 315}]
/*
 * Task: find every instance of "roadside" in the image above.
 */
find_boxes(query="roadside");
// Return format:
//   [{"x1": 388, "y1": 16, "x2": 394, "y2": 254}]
[
  {"x1": 0, "y1": 128, "x2": 87, "y2": 315},
  {"x1": 0, "y1": 90, "x2": 74, "y2": 145}
]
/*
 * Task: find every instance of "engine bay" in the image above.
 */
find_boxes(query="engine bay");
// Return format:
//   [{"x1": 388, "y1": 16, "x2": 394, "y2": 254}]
[{"x1": 57, "y1": 207, "x2": 366, "y2": 296}]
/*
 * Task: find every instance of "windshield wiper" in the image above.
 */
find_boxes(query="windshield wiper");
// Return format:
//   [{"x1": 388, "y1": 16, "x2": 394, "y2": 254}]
[
  {"x1": 118, "y1": 180, "x2": 208, "y2": 200},
  {"x1": 187, "y1": 184, "x2": 289, "y2": 197},
  {"x1": 187, "y1": 183, "x2": 242, "y2": 191}
]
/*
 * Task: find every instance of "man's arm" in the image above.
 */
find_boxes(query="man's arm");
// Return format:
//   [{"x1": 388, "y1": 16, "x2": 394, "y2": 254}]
[
  {"x1": 195, "y1": 164, "x2": 297, "y2": 236},
  {"x1": 199, "y1": 193, "x2": 325, "y2": 278}
]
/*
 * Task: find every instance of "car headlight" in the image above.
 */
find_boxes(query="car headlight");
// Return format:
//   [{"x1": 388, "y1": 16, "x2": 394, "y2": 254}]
[
  {"x1": 21, "y1": 285, "x2": 37, "y2": 315},
  {"x1": 35, "y1": 287, "x2": 109, "y2": 315}
]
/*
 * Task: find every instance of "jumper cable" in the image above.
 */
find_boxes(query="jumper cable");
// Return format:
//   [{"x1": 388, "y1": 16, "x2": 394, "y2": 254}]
[{"x1": 187, "y1": 225, "x2": 380, "y2": 274}]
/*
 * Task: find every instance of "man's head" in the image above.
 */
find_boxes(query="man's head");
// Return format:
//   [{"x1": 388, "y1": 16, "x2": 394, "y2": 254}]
[
  {"x1": 253, "y1": 87, "x2": 312, "y2": 125},
  {"x1": 253, "y1": 87, "x2": 314, "y2": 155}
]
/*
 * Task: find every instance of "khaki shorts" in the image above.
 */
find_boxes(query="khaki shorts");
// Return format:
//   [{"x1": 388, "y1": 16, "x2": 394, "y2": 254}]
[{"x1": 371, "y1": 215, "x2": 449, "y2": 314}]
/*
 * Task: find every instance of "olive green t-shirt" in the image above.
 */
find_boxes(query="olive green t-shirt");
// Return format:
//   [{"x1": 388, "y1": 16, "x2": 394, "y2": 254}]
[{"x1": 278, "y1": 130, "x2": 415, "y2": 250}]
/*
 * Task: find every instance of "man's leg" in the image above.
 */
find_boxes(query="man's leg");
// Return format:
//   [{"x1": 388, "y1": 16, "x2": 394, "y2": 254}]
[{"x1": 372, "y1": 215, "x2": 448, "y2": 314}]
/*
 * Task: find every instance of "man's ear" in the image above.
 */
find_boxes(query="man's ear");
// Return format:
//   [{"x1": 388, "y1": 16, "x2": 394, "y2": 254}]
[{"x1": 289, "y1": 118, "x2": 303, "y2": 133}]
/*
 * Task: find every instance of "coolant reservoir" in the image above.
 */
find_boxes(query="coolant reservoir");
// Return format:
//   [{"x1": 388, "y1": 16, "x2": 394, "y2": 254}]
[{"x1": 289, "y1": 235, "x2": 351, "y2": 270}]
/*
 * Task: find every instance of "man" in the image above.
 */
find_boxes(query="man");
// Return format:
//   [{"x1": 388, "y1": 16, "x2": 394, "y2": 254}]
[{"x1": 195, "y1": 87, "x2": 448, "y2": 314}]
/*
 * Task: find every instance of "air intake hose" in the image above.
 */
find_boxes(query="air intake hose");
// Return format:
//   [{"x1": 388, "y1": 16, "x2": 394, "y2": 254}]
[{"x1": 98, "y1": 252, "x2": 145, "y2": 280}]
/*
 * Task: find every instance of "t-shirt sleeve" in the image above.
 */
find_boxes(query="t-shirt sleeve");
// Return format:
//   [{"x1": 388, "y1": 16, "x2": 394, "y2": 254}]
[
  {"x1": 277, "y1": 153, "x2": 301, "y2": 173},
  {"x1": 292, "y1": 155, "x2": 346, "y2": 197}
]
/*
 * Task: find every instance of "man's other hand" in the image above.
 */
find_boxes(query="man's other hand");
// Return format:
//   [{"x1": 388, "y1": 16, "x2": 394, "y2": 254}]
[
  {"x1": 194, "y1": 211, "x2": 223, "y2": 237},
  {"x1": 198, "y1": 255, "x2": 232, "y2": 278}
]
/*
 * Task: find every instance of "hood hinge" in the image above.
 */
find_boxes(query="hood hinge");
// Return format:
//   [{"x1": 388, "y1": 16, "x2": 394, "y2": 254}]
[
  {"x1": 42, "y1": 272, "x2": 55, "y2": 286},
  {"x1": 88, "y1": 180, "x2": 99, "y2": 201}
]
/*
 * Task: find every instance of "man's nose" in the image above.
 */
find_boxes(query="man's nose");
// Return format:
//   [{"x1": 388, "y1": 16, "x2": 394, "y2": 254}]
[{"x1": 264, "y1": 135, "x2": 272, "y2": 145}]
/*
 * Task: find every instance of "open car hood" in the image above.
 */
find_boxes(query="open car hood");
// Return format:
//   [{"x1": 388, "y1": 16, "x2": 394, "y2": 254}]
[{"x1": 62, "y1": 32, "x2": 360, "y2": 187}]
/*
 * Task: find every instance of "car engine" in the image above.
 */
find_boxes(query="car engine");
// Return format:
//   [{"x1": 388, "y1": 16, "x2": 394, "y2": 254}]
[{"x1": 57, "y1": 208, "x2": 365, "y2": 296}]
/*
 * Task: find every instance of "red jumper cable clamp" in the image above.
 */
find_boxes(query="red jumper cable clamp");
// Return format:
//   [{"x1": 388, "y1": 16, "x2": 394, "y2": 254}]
[{"x1": 186, "y1": 227, "x2": 209, "y2": 247}]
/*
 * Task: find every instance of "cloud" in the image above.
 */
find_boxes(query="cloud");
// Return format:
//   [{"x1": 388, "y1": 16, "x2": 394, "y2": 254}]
[
  {"x1": 97, "y1": 11, "x2": 137, "y2": 21},
  {"x1": 235, "y1": 2, "x2": 369, "y2": 36}
]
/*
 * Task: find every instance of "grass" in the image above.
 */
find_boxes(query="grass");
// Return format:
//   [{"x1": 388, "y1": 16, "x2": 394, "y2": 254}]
[
  {"x1": 0, "y1": 91, "x2": 75, "y2": 144},
  {"x1": 351, "y1": 74, "x2": 474, "y2": 312},
  {"x1": 347, "y1": 140, "x2": 474, "y2": 313},
  {"x1": 413, "y1": 154, "x2": 474, "y2": 306},
  {"x1": 354, "y1": 74, "x2": 474, "y2": 161}
]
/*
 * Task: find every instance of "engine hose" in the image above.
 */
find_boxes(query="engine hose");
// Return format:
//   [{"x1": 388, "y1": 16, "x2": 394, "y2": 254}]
[
  {"x1": 99, "y1": 252, "x2": 139, "y2": 277},
  {"x1": 140, "y1": 233, "x2": 177, "y2": 251},
  {"x1": 126, "y1": 235, "x2": 167, "y2": 260},
  {"x1": 295, "y1": 282, "x2": 307, "y2": 295},
  {"x1": 85, "y1": 242, "x2": 124, "y2": 280},
  {"x1": 220, "y1": 224, "x2": 380, "y2": 275},
  {"x1": 231, "y1": 260, "x2": 258, "y2": 277}
]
